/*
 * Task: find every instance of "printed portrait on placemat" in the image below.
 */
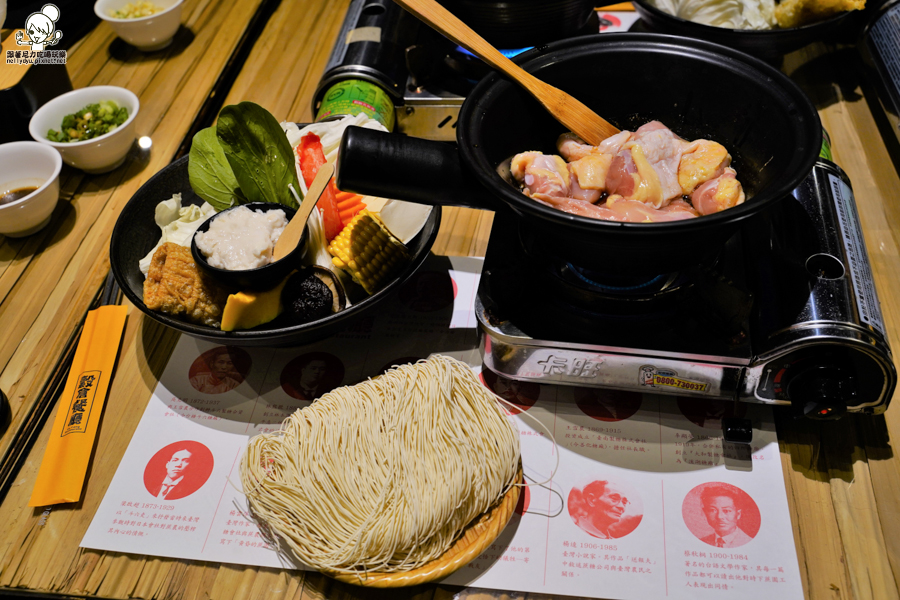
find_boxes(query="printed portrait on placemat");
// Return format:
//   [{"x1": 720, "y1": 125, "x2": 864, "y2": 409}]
[
  {"x1": 568, "y1": 478, "x2": 643, "y2": 539},
  {"x1": 481, "y1": 368, "x2": 540, "y2": 414},
  {"x1": 683, "y1": 482, "x2": 760, "y2": 548},
  {"x1": 143, "y1": 441, "x2": 215, "y2": 501},
  {"x1": 188, "y1": 346, "x2": 251, "y2": 394},
  {"x1": 281, "y1": 352, "x2": 344, "y2": 401},
  {"x1": 575, "y1": 388, "x2": 643, "y2": 422}
]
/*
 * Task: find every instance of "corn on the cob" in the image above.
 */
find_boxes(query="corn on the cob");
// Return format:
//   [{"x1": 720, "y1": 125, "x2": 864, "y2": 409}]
[{"x1": 327, "y1": 210, "x2": 410, "y2": 294}]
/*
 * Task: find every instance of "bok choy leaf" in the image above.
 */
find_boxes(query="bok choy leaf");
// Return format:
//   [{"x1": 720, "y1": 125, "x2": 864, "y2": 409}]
[
  {"x1": 187, "y1": 126, "x2": 247, "y2": 212},
  {"x1": 216, "y1": 102, "x2": 302, "y2": 209}
]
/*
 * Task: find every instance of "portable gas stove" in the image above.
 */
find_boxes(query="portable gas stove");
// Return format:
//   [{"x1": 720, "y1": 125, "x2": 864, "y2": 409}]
[
  {"x1": 477, "y1": 161, "x2": 896, "y2": 424},
  {"x1": 317, "y1": 0, "x2": 897, "y2": 428}
]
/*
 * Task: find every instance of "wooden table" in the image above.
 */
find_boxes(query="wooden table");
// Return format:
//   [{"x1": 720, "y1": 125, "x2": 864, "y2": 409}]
[{"x1": 1, "y1": 1, "x2": 899, "y2": 599}]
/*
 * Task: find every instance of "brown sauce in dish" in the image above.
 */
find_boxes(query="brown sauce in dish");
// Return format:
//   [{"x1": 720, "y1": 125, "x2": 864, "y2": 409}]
[{"x1": 0, "y1": 187, "x2": 38, "y2": 206}]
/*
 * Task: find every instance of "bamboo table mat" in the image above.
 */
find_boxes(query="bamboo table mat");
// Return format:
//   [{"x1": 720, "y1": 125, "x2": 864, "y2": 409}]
[
  {"x1": 0, "y1": 0, "x2": 268, "y2": 479},
  {"x1": 1, "y1": 2, "x2": 900, "y2": 599}
]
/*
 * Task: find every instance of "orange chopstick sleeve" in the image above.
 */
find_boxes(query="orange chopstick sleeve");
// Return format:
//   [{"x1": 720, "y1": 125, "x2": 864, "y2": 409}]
[{"x1": 29, "y1": 305, "x2": 128, "y2": 506}]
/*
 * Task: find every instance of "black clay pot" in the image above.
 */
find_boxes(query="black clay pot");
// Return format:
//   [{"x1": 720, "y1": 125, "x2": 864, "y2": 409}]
[
  {"x1": 337, "y1": 33, "x2": 821, "y2": 278},
  {"x1": 436, "y1": 0, "x2": 597, "y2": 48},
  {"x1": 631, "y1": 0, "x2": 856, "y2": 62}
]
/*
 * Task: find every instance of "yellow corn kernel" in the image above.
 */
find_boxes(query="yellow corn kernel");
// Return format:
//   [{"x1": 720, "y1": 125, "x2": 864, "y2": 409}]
[{"x1": 327, "y1": 210, "x2": 410, "y2": 294}]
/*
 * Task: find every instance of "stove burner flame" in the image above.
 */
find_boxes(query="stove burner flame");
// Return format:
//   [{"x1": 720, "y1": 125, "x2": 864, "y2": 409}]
[
  {"x1": 455, "y1": 45, "x2": 533, "y2": 60},
  {"x1": 568, "y1": 265, "x2": 668, "y2": 293}
]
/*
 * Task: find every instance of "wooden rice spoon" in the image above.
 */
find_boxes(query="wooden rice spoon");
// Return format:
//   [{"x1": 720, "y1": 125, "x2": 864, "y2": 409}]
[
  {"x1": 273, "y1": 163, "x2": 334, "y2": 261},
  {"x1": 394, "y1": 0, "x2": 620, "y2": 145}
]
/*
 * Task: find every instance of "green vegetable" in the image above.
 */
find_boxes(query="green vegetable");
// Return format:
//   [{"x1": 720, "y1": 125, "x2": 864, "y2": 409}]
[
  {"x1": 187, "y1": 127, "x2": 247, "y2": 212},
  {"x1": 215, "y1": 102, "x2": 301, "y2": 209},
  {"x1": 47, "y1": 100, "x2": 129, "y2": 143}
]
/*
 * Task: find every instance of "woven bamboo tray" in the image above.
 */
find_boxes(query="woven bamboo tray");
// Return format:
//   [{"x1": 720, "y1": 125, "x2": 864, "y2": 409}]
[{"x1": 320, "y1": 470, "x2": 523, "y2": 588}]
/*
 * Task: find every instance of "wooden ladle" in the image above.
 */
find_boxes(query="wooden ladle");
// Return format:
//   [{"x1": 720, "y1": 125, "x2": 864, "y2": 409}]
[
  {"x1": 394, "y1": 0, "x2": 620, "y2": 145},
  {"x1": 273, "y1": 163, "x2": 335, "y2": 261}
]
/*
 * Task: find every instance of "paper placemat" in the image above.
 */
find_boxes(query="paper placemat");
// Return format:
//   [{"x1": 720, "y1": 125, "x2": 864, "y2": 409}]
[{"x1": 82, "y1": 254, "x2": 803, "y2": 599}]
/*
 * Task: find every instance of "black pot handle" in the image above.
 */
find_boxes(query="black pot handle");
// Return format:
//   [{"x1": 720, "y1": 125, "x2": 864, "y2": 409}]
[{"x1": 336, "y1": 126, "x2": 500, "y2": 210}]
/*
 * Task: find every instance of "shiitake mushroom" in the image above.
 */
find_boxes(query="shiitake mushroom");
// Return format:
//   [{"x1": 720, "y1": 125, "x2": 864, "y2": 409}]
[{"x1": 281, "y1": 266, "x2": 347, "y2": 325}]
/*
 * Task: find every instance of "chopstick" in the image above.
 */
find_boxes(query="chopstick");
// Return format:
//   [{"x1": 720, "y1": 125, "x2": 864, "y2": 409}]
[{"x1": 99, "y1": 269, "x2": 122, "y2": 307}]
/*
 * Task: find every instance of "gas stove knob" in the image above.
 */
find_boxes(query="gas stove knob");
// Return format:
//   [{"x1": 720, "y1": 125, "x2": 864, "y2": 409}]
[
  {"x1": 785, "y1": 365, "x2": 852, "y2": 420},
  {"x1": 722, "y1": 417, "x2": 753, "y2": 444}
]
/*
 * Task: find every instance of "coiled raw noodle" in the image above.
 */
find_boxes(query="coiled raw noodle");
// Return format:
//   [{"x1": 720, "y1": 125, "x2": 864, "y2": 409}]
[{"x1": 240, "y1": 355, "x2": 521, "y2": 574}]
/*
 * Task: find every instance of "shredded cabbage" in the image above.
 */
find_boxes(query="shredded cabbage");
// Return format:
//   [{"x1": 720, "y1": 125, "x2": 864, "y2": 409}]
[
  {"x1": 650, "y1": 0, "x2": 776, "y2": 29},
  {"x1": 139, "y1": 194, "x2": 216, "y2": 276},
  {"x1": 282, "y1": 113, "x2": 387, "y2": 191},
  {"x1": 279, "y1": 115, "x2": 389, "y2": 277}
]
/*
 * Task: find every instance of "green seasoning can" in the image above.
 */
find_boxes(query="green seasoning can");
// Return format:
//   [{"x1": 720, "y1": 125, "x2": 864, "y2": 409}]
[
  {"x1": 820, "y1": 127, "x2": 833, "y2": 161},
  {"x1": 315, "y1": 79, "x2": 396, "y2": 131}
]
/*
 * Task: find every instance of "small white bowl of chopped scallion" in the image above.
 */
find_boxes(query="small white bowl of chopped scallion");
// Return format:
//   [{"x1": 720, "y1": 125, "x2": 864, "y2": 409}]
[
  {"x1": 45, "y1": 101, "x2": 129, "y2": 143},
  {"x1": 94, "y1": 0, "x2": 184, "y2": 51},
  {"x1": 29, "y1": 86, "x2": 140, "y2": 174}
]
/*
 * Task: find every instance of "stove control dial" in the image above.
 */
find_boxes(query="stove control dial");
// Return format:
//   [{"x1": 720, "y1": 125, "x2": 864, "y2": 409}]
[
  {"x1": 784, "y1": 364, "x2": 853, "y2": 419},
  {"x1": 756, "y1": 346, "x2": 884, "y2": 417}
]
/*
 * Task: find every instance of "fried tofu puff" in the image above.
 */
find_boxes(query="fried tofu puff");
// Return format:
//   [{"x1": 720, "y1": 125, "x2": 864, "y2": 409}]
[{"x1": 144, "y1": 242, "x2": 231, "y2": 327}]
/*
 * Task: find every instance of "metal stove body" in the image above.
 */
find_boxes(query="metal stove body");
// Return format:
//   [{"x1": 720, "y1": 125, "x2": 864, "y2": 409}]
[
  {"x1": 478, "y1": 160, "x2": 896, "y2": 419},
  {"x1": 318, "y1": 0, "x2": 897, "y2": 420}
]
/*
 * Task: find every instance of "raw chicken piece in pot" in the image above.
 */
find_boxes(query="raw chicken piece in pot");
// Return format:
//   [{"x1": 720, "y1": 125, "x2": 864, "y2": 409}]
[
  {"x1": 567, "y1": 164, "x2": 603, "y2": 203},
  {"x1": 557, "y1": 133, "x2": 598, "y2": 162},
  {"x1": 510, "y1": 151, "x2": 603, "y2": 204},
  {"x1": 534, "y1": 194, "x2": 698, "y2": 222},
  {"x1": 605, "y1": 144, "x2": 667, "y2": 208},
  {"x1": 679, "y1": 139, "x2": 731, "y2": 194},
  {"x1": 511, "y1": 152, "x2": 570, "y2": 198},
  {"x1": 557, "y1": 130, "x2": 632, "y2": 161},
  {"x1": 690, "y1": 167, "x2": 745, "y2": 215},
  {"x1": 629, "y1": 121, "x2": 687, "y2": 203},
  {"x1": 569, "y1": 154, "x2": 613, "y2": 196},
  {"x1": 512, "y1": 122, "x2": 745, "y2": 223}
]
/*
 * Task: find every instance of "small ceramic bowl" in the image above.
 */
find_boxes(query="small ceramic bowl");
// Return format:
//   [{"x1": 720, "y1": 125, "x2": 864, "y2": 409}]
[
  {"x1": 94, "y1": 0, "x2": 184, "y2": 51},
  {"x1": 191, "y1": 202, "x2": 308, "y2": 290},
  {"x1": 0, "y1": 141, "x2": 62, "y2": 238},
  {"x1": 29, "y1": 85, "x2": 140, "y2": 174}
]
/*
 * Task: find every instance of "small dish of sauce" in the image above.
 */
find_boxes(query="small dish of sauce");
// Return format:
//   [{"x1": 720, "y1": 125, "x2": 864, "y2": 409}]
[{"x1": 0, "y1": 187, "x2": 38, "y2": 206}]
